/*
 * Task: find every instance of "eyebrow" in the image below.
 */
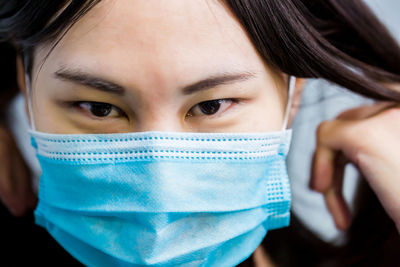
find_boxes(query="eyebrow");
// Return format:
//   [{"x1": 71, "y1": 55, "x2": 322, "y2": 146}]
[
  {"x1": 54, "y1": 68, "x2": 257, "y2": 95},
  {"x1": 182, "y1": 72, "x2": 257, "y2": 95},
  {"x1": 55, "y1": 68, "x2": 125, "y2": 95}
]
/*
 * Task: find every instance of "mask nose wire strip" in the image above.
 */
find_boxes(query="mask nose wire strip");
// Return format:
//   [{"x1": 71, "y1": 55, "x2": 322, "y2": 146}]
[
  {"x1": 281, "y1": 76, "x2": 296, "y2": 131},
  {"x1": 25, "y1": 73, "x2": 36, "y2": 131}
]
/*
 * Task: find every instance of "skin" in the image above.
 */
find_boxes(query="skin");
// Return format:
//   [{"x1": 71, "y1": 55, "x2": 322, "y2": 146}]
[
  {"x1": 29, "y1": 0, "x2": 289, "y2": 134},
  {"x1": 311, "y1": 102, "x2": 400, "y2": 232},
  {"x1": 0, "y1": 125, "x2": 36, "y2": 216},
  {"x1": 0, "y1": 0, "x2": 399, "y2": 265},
  {"x1": 4, "y1": 0, "x2": 296, "y2": 212},
  {"x1": 6, "y1": 1, "x2": 296, "y2": 265}
]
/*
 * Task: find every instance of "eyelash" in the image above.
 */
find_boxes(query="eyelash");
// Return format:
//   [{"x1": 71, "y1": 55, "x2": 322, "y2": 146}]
[
  {"x1": 73, "y1": 101, "x2": 125, "y2": 119},
  {"x1": 186, "y1": 99, "x2": 238, "y2": 118},
  {"x1": 73, "y1": 98, "x2": 238, "y2": 119}
]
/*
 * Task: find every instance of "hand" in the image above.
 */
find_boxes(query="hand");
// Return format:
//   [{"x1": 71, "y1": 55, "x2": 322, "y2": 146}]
[
  {"x1": 310, "y1": 102, "x2": 400, "y2": 232},
  {"x1": 0, "y1": 123, "x2": 37, "y2": 216}
]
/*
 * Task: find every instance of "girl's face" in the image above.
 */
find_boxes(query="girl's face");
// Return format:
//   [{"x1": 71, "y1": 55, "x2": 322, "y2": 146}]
[{"x1": 29, "y1": 0, "x2": 289, "y2": 134}]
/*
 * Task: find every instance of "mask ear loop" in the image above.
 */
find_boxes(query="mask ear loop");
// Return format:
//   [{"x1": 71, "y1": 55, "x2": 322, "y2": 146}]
[
  {"x1": 25, "y1": 73, "x2": 36, "y2": 131},
  {"x1": 281, "y1": 76, "x2": 296, "y2": 130}
]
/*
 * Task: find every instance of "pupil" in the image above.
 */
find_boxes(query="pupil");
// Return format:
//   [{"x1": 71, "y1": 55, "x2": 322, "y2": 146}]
[
  {"x1": 90, "y1": 102, "x2": 112, "y2": 117},
  {"x1": 199, "y1": 100, "x2": 222, "y2": 115}
]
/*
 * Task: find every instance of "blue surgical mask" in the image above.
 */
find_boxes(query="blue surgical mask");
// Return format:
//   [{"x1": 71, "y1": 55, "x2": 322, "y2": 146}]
[{"x1": 28, "y1": 77, "x2": 296, "y2": 266}]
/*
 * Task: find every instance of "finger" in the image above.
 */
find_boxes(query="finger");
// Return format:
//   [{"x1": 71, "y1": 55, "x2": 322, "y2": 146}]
[
  {"x1": 310, "y1": 120, "x2": 353, "y2": 192},
  {"x1": 0, "y1": 134, "x2": 15, "y2": 211},
  {"x1": 337, "y1": 102, "x2": 398, "y2": 120},
  {"x1": 6, "y1": 139, "x2": 37, "y2": 216},
  {"x1": 311, "y1": 144, "x2": 351, "y2": 229},
  {"x1": 0, "y1": 126, "x2": 36, "y2": 216},
  {"x1": 311, "y1": 120, "x2": 355, "y2": 230},
  {"x1": 12, "y1": 145, "x2": 37, "y2": 209},
  {"x1": 310, "y1": 146, "x2": 335, "y2": 192},
  {"x1": 324, "y1": 187, "x2": 351, "y2": 231},
  {"x1": 324, "y1": 153, "x2": 351, "y2": 230},
  {"x1": 0, "y1": 149, "x2": 30, "y2": 217},
  {"x1": 0, "y1": 161, "x2": 24, "y2": 216},
  {"x1": 313, "y1": 105, "x2": 400, "y2": 230}
]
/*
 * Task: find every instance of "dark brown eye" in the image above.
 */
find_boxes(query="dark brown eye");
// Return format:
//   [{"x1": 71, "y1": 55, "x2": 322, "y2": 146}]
[
  {"x1": 198, "y1": 100, "x2": 223, "y2": 115},
  {"x1": 187, "y1": 99, "x2": 235, "y2": 118},
  {"x1": 77, "y1": 102, "x2": 121, "y2": 118},
  {"x1": 88, "y1": 102, "x2": 112, "y2": 117}
]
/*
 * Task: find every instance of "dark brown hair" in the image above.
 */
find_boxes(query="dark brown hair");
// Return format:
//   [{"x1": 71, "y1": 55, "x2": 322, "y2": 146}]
[
  {"x1": 1, "y1": 0, "x2": 400, "y2": 265},
  {"x1": 225, "y1": 0, "x2": 400, "y2": 100},
  {"x1": 1, "y1": 0, "x2": 400, "y2": 98}
]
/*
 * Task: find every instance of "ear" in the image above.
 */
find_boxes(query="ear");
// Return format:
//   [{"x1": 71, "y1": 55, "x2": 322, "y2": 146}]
[{"x1": 287, "y1": 78, "x2": 305, "y2": 127}]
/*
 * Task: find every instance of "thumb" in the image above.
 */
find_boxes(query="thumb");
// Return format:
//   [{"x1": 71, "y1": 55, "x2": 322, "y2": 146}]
[{"x1": 311, "y1": 119, "x2": 360, "y2": 230}]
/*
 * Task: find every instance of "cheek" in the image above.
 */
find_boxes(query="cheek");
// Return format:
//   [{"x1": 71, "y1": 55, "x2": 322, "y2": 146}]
[
  {"x1": 30, "y1": 92, "x2": 70, "y2": 133},
  {"x1": 241, "y1": 80, "x2": 287, "y2": 132},
  {"x1": 206, "y1": 88, "x2": 286, "y2": 133},
  {"x1": 28, "y1": 81, "x2": 80, "y2": 134},
  {"x1": 240, "y1": 98, "x2": 285, "y2": 132}
]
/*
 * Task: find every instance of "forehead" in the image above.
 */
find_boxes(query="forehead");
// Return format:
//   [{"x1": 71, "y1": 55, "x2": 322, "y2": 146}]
[{"x1": 36, "y1": 0, "x2": 265, "y2": 87}]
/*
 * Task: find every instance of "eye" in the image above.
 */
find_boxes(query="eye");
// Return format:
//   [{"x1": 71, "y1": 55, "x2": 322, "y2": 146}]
[
  {"x1": 75, "y1": 101, "x2": 123, "y2": 118},
  {"x1": 187, "y1": 99, "x2": 236, "y2": 117}
]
